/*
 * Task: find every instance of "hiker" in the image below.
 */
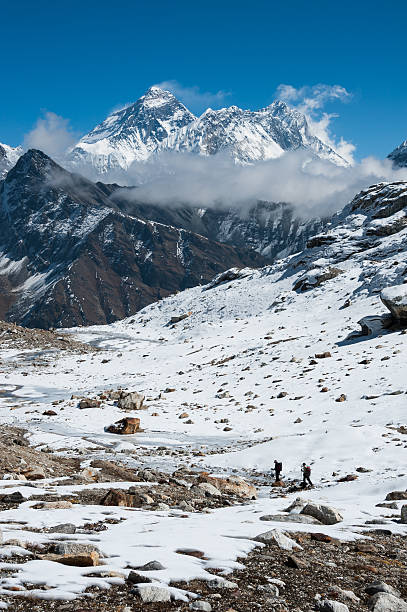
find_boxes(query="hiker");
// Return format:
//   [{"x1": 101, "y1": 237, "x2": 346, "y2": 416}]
[
  {"x1": 301, "y1": 462, "x2": 313, "y2": 487},
  {"x1": 274, "y1": 459, "x2": 282, "y2": 481}
]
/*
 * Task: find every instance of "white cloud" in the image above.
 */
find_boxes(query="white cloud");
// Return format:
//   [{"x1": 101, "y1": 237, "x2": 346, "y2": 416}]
[
  {"x1": 114, "y1": 149, "x2": 407, "y2": 219},
  {"x1": 154, "y1": 80, "x2": 230, "y2": 113},
  {"x1": 275, "y1": 84, "x2": 355, "y2": 164},
  {"x1": 23, "y1": 112, "x2": 78, "y2": 159}
]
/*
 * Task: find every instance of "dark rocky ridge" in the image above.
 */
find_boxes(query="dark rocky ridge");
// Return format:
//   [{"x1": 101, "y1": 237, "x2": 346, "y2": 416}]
[{"x1": 0, "y1": 150, "x2": 265, "y2": 328}]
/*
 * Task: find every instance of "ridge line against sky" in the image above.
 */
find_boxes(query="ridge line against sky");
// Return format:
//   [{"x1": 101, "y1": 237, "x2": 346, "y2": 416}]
[{"x1": 1, "y1": 0, "x2": 407, "y2": 159}]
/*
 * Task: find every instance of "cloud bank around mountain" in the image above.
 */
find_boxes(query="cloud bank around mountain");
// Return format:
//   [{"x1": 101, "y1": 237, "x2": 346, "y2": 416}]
[
  {"x1": 23, "y1": 112, "x2": 78, "y2": 160},
  {"x1": 120, "y1": 149, "x2": 407, "y2": 218}
]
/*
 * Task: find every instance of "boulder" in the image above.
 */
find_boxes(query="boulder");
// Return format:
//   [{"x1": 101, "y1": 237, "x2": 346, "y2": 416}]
[
  {"x1": 254, "y1": 529, "x2": 302, "y2": 551},
  {"x1": 36, "y1": 501, "x2": 73, "y2": 510},
  {"x1": 117, "y1": 391, "x2": 145, "y2": 411},
  {"x1": 127, "y1": 571, "x2": 152, "y2": 584},
  {"x1": 365, "y1": 582, "x2": 401, "y2": 598},
  {"x1": 368, "y1": 593, "x2": 407, "y2": 612},
  {"x1": 197, "y1": 473, "x2": 257, "y2": 499},
  {"x1": 191, "y1": 482, "x2": 222, "y2": 497},
  {"x1": 100, "y1": 489, "x2": 141, "y2": 507},
  {"x1": 381, "y1": 285, "x2": 407, "y2": 322},
  {"x1": 169, "y1": 312, "x2": 192, "y2": 324},
  {"x1": 301, "y1": 502, "x2": 343, "y2": 525},
  {"x1": 401, "y1": 504, "x2": 407, "y2": 524},
  {"x1": 260, "y1": 513, "x2": 321, "y2": 524},
  {"x1": 41, "y1": 551, "x2": 99, "y2": 567},
  {"x1": 49, "y1": 523, "x2": 77, "y2": 534},
  {"x1": 106, "y1": 417, "x2": 140, "y2": 434},
  {"x1": 385, "y1": 491, "x2": 407, "y2": 501},
  {"x1": 136, "y1": 585, "x2": 171, "y2": 603},
  {"x1": 207, "y1": 578, "x2": 238, "y2": 589},
  {"x1": 316, "y1": 599, "x2": 349, "y2": 612},
  {"x1": 79, "y1": 398, "x2": 101, "y2": 409},
  {"x1": 135, "y1": 560, "x2": 165, "y2": 571},
  {"x1": 54, "y1": 542, "x2": 100, "y2": 556},
  {"x1": 293, "y1": 267, "x2": 343, "y2": 292},
  {"x1": 190, "y1": 602, "x2": 212, "y2": 611}
]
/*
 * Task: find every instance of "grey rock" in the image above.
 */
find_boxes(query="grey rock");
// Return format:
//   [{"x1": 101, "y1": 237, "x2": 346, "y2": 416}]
[
  {"x1": 49, "y1": 524, "x2": 77, "y2": 534},
  {"x1": 118, "y1": 391, "x2": 145, "y2": 411},
  {"x1": 316, "y1": 599, "x2": 349, "y2": 612},
  {"x1": 190, "y1": 601, "x2": 212, "y2": 611},
  {"x1": 401, "y1": 504, "x2": 407, "y2": 524},
  {"x1": 136, "y1": 560, "x2": 165, "y2": 571},
  {"x1": 54, "y1": 542, "x2": 99, "y2": 555},
  {"x1": 136, "y1": 585, "x2": 171, "y2": 603},
  {"x1": 365, "y1": 582, "x2": 401, "y2": 598},
  {"x1": 260, "y1": 513, "x2": 322, "y2": 524},
  {"x1": 127, "y1": 571, "x2": 152, "y2": 584},
  {"x1": 368, "y1": 593, "x2": 407, "y2": 612},
  {"x1": 207, "y1": 577, "x2": 238, "y2": 589},
  {"x1": 254, "y1": 528, "x2": 302, "y2": 551},
  {"x1": 301, "y1": 502, "x2": 343, "y2": 525}
]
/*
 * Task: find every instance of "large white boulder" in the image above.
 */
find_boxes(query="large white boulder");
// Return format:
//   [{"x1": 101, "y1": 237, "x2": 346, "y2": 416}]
[{"x1": 381, "y1": 285, "x2": 407, "y2": 321}]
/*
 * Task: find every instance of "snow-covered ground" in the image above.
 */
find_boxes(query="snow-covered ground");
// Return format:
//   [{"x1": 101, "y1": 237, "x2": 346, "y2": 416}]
[{"x1": 1, "y1": 182, "x2": 407, "y2": 602}]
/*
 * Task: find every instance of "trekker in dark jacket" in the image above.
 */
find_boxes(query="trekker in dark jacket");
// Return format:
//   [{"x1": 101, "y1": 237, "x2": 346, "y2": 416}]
[
  {"x1": 274, "y1": 459, "x2": 282, "y2": 481},
  {"x1": 301, "y1": 462, "x2": 313, "y2": 487}
]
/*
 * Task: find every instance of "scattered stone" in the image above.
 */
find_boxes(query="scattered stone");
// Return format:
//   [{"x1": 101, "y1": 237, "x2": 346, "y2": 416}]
[
  {"x1": 191, "y1": 482, "x2": 221, "y2": 497},
  {"x1": 197, "y1": 473, "x2": 257, "y2": 499},
  {"x1": 36, "y1": 501, "x2": 73, "y2": 510},
  {"x1": 335, "y1": 394, "x2": 347, "y2": 402},
  {"x1": 43, "y1": 410, "x2": 57, "y2": 416},
  {"x1": 169, "y1": 312, "x2": 192, "y2": 324},
  {"x1": 315, "y1": 352, "x2": 331, "y2": 358},
  {"x1": 41, "y1": 551, "x2": 99, "y2": 567},
  {"x1": 401, "y1": 504, "x2": 407, "y2": 523},
  {"x1": 337, "y1": 474, "x2": 358, "y2": 482}
]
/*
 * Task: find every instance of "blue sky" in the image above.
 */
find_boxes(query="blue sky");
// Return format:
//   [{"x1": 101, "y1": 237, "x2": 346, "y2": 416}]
[{"x1": 1, "y1": 0, "x2": 406, "y2": 159}]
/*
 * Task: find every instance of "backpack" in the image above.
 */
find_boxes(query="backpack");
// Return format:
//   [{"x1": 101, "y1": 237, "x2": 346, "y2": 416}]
[
  {"x1": 276, "y1": 462, "x2": 282, "y2": 471},
  {"x1": 304, "y1": 465, "x2": 311, "y2": 476}
]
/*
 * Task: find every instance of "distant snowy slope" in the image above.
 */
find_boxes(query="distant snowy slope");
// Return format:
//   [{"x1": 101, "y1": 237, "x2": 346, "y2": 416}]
[{"x1": 0, "y1": 142, "x2": 23, "y2": 178}]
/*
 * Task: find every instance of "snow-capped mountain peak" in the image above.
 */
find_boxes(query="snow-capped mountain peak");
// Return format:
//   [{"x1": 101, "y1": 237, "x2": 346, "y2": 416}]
[
  {"x1": 68, "y1": 87, "x2": 196, "y2": 174},
  {"x1": 67, "y1": 87, "x2": 348, "y2": 177},
  {"x1": 388, "y1": 139, "x2": 407, "y2": 167}
]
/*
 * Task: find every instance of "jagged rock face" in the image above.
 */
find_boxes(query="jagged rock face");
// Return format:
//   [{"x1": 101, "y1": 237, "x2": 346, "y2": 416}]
[
  {"x1": 0, "y1": 142, "x2": 23, "y2": 179},
  {"x1": 388, "y1": 139, "x2": 407, "y2": 167},
  {"x1": 68, "y1": 87, "x2": 347, "y2": 176},
  {"x1": 112, "y1": 197, "x2": 325, "y2": 260},
  {"x1": 285, "y1": 181, "x2": 407, "y2": 298},
  {"x1": 0, "y1": 150, "x2": 265, "y2": 328}
]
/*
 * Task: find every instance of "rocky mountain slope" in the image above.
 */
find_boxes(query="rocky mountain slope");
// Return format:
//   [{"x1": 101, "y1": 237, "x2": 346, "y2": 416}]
[
  {"x1": 68, "y1": 86, "x2": 347, "y2": 176},
  {"x1": 388, "y1": 139, "x2": 407, "y2": 167},
  {"x1": 0, "y1": 142, "x2": 23, "y2": 179},
  {"x1": 0, "y1": 150, "x2": 265, "y2": 328},
  {"x1": 0, "y1": 178, "x2": 406, "y2": 608}
]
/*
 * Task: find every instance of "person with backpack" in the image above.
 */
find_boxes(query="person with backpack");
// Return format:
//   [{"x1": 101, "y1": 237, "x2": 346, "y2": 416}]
[
  {"x1": 301, "y1": 462, "x2": 313, "y2": 487},
  {"x1": 274, "y1": 459, "x2": 282, "y2": 481}
]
